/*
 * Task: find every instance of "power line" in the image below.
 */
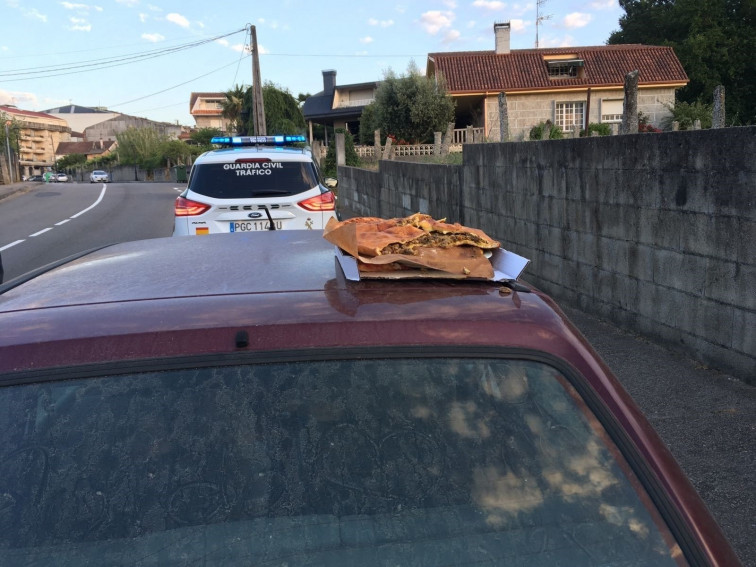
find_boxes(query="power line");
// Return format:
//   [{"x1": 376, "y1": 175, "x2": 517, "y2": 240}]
[
  {"x1": 0, "y1": 28, "x2": 246, "y2": 82},
  {"x1": 108, "y1": 57, "x2": 249, "y2": 109}
]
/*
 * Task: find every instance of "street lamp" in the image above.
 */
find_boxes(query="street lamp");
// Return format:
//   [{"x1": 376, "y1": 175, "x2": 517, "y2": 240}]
[{"x1": 4, "y1": 120, "x2": 13, "y2": 184}]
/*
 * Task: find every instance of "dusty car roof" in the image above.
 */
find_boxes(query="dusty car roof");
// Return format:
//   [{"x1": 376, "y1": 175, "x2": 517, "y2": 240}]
[{"x1": 0, "y1": 231, "x2": 589, "y2": 374}]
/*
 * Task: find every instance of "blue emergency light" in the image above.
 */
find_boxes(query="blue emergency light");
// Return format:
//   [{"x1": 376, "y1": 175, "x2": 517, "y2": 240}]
[{"x1": 211, "y1": 135, "x2": 307, "y2": 146}]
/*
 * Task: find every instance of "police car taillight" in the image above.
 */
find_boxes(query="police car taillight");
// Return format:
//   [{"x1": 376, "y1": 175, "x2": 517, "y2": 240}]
[
  {"x1": 175, "y1": 196, "x2": 211, "y2": 216},
  {"x1": 298, "y1": 191, "x2": 335, "y2": 212}
]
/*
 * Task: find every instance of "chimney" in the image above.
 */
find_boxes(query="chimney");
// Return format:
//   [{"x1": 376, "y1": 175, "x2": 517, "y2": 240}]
[
  {"x1": 322, "y1": 70, "x2": 337, "y2": 94},
  {"x1": 494, "y1": 21, "x2": 511, "y2": 54}
]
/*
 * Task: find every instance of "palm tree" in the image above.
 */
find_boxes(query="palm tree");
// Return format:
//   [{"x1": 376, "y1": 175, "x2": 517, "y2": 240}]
[{"x1": 221, "y1": 85, "x2": 248, "y2": 134}]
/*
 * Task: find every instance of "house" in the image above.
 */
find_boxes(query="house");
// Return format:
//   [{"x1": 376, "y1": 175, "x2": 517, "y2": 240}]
[
  {"x1": 44, "y1": 105, "x2": 120, "y2": 136},
  {"x1": 302, "y1": 70, "x2": 380, "y2": 142},
  {"x1": 0, "y1": 105, "x2": 71, "y2": 179},
  {"x1": 426, "y1": 22, "x2": 689, "y2": 141},
  {"x1": 55, "y1": 139, "x2": 117, "y2": 163},
  {"x1": 189, "y1": 92, "x2": 231, "y2": 132},
  {"x1": 45, "y1": 104, "x2": 183, "y2": 142}
]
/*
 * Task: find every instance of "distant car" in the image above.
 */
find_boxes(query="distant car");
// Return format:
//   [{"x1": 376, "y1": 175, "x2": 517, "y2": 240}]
[
  {"x1": 0, "y1": 230, "x2": 742, "y2": 566},
  {"x1": 56, "y1": 172, "x2": 68, "y2": 183},
  {"x1": 26, "y1": 175, "x2": 45, "y2": 182},
  {"x1": 173, "y1": 135, "x2": 338, "y2": 236},
  {"x1": 90, "y1": 169, "x2": 110, "y2": 183}
]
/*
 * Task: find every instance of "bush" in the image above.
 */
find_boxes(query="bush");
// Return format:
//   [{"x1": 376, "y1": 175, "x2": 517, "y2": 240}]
[
  {"x1": 323, "y1": 129, "x2": 361, "y2": 178},
  {"x1": 529, "y1": 121, "x2": 563, "y2": 140},
  {"x1": 582, "y1": 123, "x2": 612, "y2": 137}
]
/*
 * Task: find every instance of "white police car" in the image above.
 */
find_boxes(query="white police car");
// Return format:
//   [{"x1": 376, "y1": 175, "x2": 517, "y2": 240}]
[{"x1": 173, "y1": 135, "x2": 338, "y2": 236}]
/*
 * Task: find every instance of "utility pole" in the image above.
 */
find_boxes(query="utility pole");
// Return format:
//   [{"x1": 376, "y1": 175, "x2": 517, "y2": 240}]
[{"x1": 249, "y1": 25, "x2": 266, "y2": 136}]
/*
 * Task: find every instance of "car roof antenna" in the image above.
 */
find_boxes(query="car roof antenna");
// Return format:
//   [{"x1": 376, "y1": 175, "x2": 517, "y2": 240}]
[{"x1": 261, "y1": 206, "x2": 276, "y2": 230}]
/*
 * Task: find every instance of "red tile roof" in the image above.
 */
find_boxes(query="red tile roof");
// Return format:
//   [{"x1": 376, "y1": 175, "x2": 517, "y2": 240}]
[
  {"x1": 427, "y1": 44, "x2": 688, "y2": 94},
  {"x1": 0, "y1": 105, "x2": 66, "y2": 122},
  {"x1": 57, "y1": 140, "x2": 116, "y2": 156}
]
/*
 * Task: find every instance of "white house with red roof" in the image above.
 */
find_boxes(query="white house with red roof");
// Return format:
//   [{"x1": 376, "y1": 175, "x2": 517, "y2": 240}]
[{"x1": 427, "y1": 22, "x2": 689, "y2": 141}]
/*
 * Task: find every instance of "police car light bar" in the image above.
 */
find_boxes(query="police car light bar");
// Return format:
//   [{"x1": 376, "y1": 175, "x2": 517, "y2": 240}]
[{"x1": 211, "y1": 135, "x2": 307, "y2": 146}]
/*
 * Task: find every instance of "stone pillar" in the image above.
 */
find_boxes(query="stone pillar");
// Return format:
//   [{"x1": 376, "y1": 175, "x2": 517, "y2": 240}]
[
  {"x1": 374, "y1": 130, "x2": 381, "y2": 159},
  {"x1": 465, "y1": 125, "x2": 473, "y2": 144},
  {"x1": 693, "y1": 119, "x2": 702, "y2": 130},
  {"x1": 434, "y1": 131, "x2": 442, "y2": 155},
  {"x1": 620, "y1": 70, "x2": 639, "y2": 135},
  {"x1": 672, "y1": 121, "x2": 679, "y2": 131},
  {"x1": 382, "y1": 137, "x2": 393, "y2": 160},
  {"x1": 311, "y1": 140, "x2": 322, "y2": 166},
  {"x1": 335, "y1": 132, "x2": 345, "y2": 166},
  {"x1": 498, "y1": 92, "x2": 509, "y2": 142},
  {"x1": 713, "y1": 85, "x2": 725, "y2": 129},
  {"x1": 440, "y1": 122, "x2": 454, "y2": 156}
]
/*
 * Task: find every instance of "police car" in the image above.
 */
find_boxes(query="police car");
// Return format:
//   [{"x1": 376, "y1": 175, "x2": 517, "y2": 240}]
[{"x1": 173, "y1": 135, "x2": 338, "y2": 236}]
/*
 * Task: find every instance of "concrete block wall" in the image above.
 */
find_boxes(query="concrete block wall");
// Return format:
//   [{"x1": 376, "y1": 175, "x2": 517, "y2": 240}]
[{"x1": 337, "y1": 126, "x2": 756, "y2": 382}]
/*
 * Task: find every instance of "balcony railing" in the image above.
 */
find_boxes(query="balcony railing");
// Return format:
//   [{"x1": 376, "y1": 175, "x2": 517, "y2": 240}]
[{"x1": 335, "y1": 98, "x2": 375, "y2": 109}]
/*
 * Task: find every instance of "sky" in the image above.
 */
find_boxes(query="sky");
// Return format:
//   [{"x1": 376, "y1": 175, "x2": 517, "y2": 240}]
[{"x1": 0, "y1": 0, "x2": 625, "y2": 127}]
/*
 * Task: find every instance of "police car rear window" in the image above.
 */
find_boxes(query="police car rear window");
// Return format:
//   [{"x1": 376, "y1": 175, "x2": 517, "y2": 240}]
[{"x1": 189, "y1": 160, "x2": 319, "y2": 199}]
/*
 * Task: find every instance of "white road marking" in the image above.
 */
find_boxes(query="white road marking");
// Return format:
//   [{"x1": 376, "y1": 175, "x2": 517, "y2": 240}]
[
  {"x1": 0, "y1": 239, "x2": 25, "y2": 252},
  {"x1": 70, "y1": 185, "x2": 107, "y2": 218},
  {"x1": 1, "y1": 184, "x2": 108, "y2": 249}
]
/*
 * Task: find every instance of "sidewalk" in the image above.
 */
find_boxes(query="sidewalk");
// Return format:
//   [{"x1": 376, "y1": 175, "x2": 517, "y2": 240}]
[{"x1": 0, "y1": 181, "x2": 37, "y2": 202}]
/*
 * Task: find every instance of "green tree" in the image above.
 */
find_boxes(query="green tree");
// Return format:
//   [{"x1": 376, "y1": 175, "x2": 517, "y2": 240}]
[
  {"x1": 262, "y1": 82, "x2": 306, "y2": 134},
  {"x1": 56, "y1": 153, "x2": 87, "y2": 170},
  {"x1": 358, "y1": 103, "x2": 379, "y2": 145},
  {"x1": 222, "y1": 84, "x2": 247, "y2": 134},
  {"x1": 608, "y1": 0, "x2": 756, "y2": 124},
  {"x1": 373, "y1": 61, "x2": 456, "y2": 144},
  {"x1": 323, "y1": 129, "x2": 360, "y2": 178},
  {"x1": 189, "y1": 127, "x2": 222, "y2": 148},
  {"x1": 661, "y1": 100, "x2": 713, "y2": 129},
  {"x1": 237, "y1": 83, "x2": 307, "y2": 136},
  {"x1": 116, "y1": 127, "x2": 169, "y2": 170}
]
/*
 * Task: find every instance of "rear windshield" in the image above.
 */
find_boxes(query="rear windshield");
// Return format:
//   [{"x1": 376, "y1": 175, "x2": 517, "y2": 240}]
[
  {"x1": 189, "y1": 159, "x2": 320, "y2": 199},
  {"x1": 0, "y1": 358, "x2": 685, "y2": 565}
]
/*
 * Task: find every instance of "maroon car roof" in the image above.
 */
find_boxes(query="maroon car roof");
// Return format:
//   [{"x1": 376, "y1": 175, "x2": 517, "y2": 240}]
[{"x1": 0, "y1": 230, "x2": 743, "y2": 566}]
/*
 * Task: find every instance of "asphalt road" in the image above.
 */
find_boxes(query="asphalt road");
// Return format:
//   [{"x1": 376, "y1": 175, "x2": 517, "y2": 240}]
[
  {"x1": 1, "y1": 182, "x2": 754, "y2": 565},
  {"x1": 0, "y1": 180, "x2": 179, "y2": 282}
]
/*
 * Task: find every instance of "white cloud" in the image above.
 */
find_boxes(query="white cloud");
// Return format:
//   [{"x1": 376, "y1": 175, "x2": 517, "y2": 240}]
[
  {"x1": 443, "y1": 29, "x2": 461, "y2": 43},
  {"x1": 69, "y1": 17, "x2": 92, "y2": 31},
  {"x1": 26, "y1": 9, "x2": 48, "y2": 22},
  {"x1": 591, "y1": 0, "x2": 617, "y2": 9},
  {"x1": 563, "y1": 12, "x2": 592, "y2": 29},
  {"x1": 116, "y1": 0, "x2": 140, "y2": 6},
  {"x1": 141, "y1": 32, "x2": 164, "y2": 42},
  {"x1": 165, "y1": 12, "x2": 190, "y2": 28},
  {"x1": 61, "y1": 2, "x2": 89, "y2": 9},
  {"x1": 419, "y1": 10, "x2": 455, "y2": 35},
  {"x1": 510, "y1": 19, "x2": 527, "y2": 32},
  {"x1": 360, "y1": 36, "x2": 374, "y2": 44},
  {"x1": 216, "y1": 38, "x2": 229, "y2": 47},
  {"x1": 467, "y1": 20, "x2": 476, "y2": 28},
  {"x1": 472, "y1": 0, "x2": 505, "y2": 9},
  {"x1": 443, "y1": 0, "x2": 457, "y2": 7},
  {"x1": 138, "y1": 12, "x2": 148, "y2": 22},
  {"x1": 368, "y1": 18, "x2": 394, "y2": 27}
]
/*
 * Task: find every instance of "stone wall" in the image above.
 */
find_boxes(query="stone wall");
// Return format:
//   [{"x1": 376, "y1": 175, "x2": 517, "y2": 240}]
[{"x1": 337, "y1": 127, "x2": 756, "y2": 382}]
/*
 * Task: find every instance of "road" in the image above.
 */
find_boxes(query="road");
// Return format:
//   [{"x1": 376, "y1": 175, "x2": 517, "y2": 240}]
[
  {"x1": 0, "y1": 182, "x2": 754, "y2": 565},
  {"x1": 0, "y1": 181, "x2": 180, "y2": 282}
]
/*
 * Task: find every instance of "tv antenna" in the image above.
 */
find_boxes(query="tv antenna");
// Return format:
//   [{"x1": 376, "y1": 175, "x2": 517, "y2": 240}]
[{"x1": 535, "y1": 0, "x2": 552, "y2": 48}]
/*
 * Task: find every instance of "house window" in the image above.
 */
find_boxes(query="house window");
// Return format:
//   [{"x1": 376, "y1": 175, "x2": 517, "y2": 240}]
[
  {"x1": 601, "y1": 99, "x2": 623, "y2": 123},
  {"x1": 546, "y1": 59, "x2": 584, "y2": 79},
  {"x1": 555, "y1": 101, "x2": 585, "y2": 131}
]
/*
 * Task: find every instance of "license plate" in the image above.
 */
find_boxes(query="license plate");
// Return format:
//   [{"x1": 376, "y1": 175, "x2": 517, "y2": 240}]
[{"x1": 230, "y1": 220, "x2": 283, "y2": 232}]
